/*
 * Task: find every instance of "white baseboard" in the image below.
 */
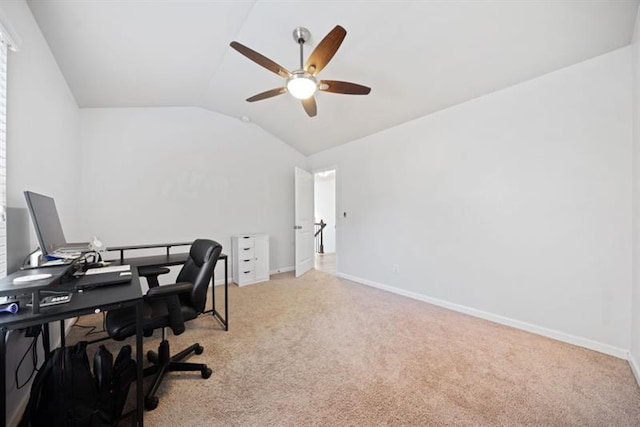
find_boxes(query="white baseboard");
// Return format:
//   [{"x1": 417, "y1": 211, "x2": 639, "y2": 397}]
[
  {"x1": 213, "y1": 277, "x2": 227, "y2": 286},
  {"x1": 211, "y1": 266, "x2": 293, "y2": 287},
  {"x1": 271, "y1": 266, "x2": 294, "y2": 274},
  {"x1": 630, "y1": 352, "x2": 640, "y2": 386},
  {"x1": 9, "y1": 381, "x2": 30, "y2": 427},
  {"x1": 337, "y1": 273, "x2": 629, "y2": 360}
]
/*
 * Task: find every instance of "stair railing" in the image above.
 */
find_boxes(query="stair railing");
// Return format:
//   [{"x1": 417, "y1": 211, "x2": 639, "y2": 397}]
[{"x1": 314, "y1": 220, "x2": 327, "y2": 254}]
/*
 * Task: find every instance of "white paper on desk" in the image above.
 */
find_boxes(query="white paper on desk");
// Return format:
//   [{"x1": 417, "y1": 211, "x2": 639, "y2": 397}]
[{"x1": 85, "y1": 265, "x2": 131, "y2": 275}]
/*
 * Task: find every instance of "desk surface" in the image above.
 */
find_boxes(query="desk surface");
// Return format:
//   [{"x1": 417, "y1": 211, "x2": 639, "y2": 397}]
[
  {"x1": 0, "y1": 265, "x2": 72, "y2": 297},
  {"x1": 107, "y1": 242, "x2": 192, "y2": 251},
  {"x1": 116, "y1": 253, "x2": 189, "y2": 268},
  {"x1": 114, "y1": 252, "x2": 228, "y2": 268},
  {"x1": 0, "y1": 267, "x2": 143, "y2": 329}
]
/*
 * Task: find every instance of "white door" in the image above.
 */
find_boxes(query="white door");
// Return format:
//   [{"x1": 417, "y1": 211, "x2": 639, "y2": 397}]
[{"x1": 295, "y1": 167, "x2": 314, "y2": 277}]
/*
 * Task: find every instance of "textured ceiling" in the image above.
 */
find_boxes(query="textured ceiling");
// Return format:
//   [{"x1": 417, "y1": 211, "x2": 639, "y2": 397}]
[{"x1": 26, "y1": 0, "x2": 640, "y2": 156}]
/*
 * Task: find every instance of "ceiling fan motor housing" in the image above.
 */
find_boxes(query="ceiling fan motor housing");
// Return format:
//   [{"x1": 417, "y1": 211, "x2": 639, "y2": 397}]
[{"x1": 292, "y1": 27, "x2": 311, "y2": 44}]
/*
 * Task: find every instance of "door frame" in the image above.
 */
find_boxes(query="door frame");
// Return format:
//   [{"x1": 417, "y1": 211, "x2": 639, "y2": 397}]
[{"x1": 312, "y1": 165, "x2": 339, "y2": 272}]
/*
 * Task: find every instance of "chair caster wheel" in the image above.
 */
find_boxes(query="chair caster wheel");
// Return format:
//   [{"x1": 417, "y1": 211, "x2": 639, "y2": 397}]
[
  {"x1": 202, "y1": 367, "x2": 212, "y2": 379},
  {"x1": 147, "y1": 350, "x2": 158, "y2": 363},
  {"x1": 145, "y1": 396, "x2": 159, "y2": 411},
  {"x1": 195, "y1": 345, "x2": 204, "y2": 355}
]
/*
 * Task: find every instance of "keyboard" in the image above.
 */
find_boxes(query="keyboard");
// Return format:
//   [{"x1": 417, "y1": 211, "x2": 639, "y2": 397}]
[{"x1": 84, "y1": 265, "x2": 131, "y2": 275}]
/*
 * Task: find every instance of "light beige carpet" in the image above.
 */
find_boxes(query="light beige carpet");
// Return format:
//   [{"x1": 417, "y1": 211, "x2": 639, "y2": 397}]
[{"x1": 67, "y1": 270, "x2": 640, "y2": 426}]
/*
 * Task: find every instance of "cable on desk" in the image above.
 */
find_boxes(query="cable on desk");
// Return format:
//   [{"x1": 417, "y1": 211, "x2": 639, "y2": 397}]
[
  {"x1": 15, "y1": 327, "x2": 42, "y2": 390},
  {"x1": 71, "y1": 251, "x2": 104, "y2": 273},
  {"x1": 21, "y1": 249, "x2": 103, "y2": 271},
  {"x1": 81, "y1": 251, "x2": 102, "y2": 264}
]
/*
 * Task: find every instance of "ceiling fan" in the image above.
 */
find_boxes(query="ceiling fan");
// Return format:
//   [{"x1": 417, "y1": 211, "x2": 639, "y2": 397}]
[{"x1": 229, "y1": 25, "x2": 371, "y2": 118}]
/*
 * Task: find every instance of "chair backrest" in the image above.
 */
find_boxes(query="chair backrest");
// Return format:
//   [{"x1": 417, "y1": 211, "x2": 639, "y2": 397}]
[{"x1": 176, "y1": 239, "x2": 223, "y2": 313}]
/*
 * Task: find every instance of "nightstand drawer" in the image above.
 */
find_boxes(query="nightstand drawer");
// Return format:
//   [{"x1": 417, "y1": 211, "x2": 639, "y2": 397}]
[
  {"x1": 238, "y1": 257, "x2": 254, "y2": 270},
  {"x1": 237, "y1": 269, "x2": 255, "y2": 283},
  {"x1": 237, "y1": 246, "x2": 254, "y2": 258},
  {"x1": 237, "y1": 236, "x2": 255, "y2": 249}
]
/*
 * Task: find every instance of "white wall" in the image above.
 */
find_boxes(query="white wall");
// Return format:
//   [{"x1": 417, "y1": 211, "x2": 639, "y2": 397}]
[
  {"x1": 309, "y1": 47, "x2": 633, "y2": 356},
  {"x1": 1, "y1": 0, "x2": 81, "y2": 425},
  {"x1": 77, "y1": 107, "x2": 307, "y2": 276},
  {"x1": 314, "y1": 171, "x2": 336, "y2": 253},
  {"x1": 3, "y1": 1, "x2": 80, "y2": 239},
  {"x1": 1, "y1": 5, "x2": 637, "y2": 424},
  {"x1": 630, "y1": 6, "x2": 640, "y2": 381}
]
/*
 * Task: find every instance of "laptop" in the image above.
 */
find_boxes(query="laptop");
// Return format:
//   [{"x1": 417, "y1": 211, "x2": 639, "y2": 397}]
[
  {"x1": 74, "y1": 270, "x2": 132, "y2": 291},
  {"x1": 24, "y1": 191, "x2": 90, "y2": 259}
]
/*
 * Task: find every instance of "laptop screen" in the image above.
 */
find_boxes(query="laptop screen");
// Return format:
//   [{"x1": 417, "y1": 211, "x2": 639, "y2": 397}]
[{"x1": 24, "y1": 191, "x2": 69, "y2": 256}]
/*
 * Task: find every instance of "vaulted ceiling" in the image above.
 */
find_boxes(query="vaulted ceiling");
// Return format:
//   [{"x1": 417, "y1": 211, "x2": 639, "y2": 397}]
[{"x1": 26, "y1": 0, "x2": 639, "y2": 156}]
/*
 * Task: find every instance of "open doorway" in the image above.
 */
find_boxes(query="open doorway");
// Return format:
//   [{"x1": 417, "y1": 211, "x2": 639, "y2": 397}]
[{"x1": 314, "y1": 169, "x2": 336, "y2": 275}]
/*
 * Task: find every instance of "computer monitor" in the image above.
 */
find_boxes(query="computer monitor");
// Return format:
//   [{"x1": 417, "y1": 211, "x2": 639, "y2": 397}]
[{"x1": 23, "y1": 191, "x2": 84, "y2": 256}]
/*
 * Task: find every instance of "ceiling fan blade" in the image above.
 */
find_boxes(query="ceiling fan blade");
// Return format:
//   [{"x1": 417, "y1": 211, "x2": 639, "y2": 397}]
[
  {"x1": 302, "y1": 97, "x2": 317, "y2": 117},
  {"x1": 304, "y1": 25, "x2": 347, "y2": 75},
  {"x1": 246, "y1": 87, "x2": 287, "y2": 102},
  {"x1": 230, "y1": 41, "x2": 291, "y2": 78},
  {"x1": 319, "y1": 80, "x2": 371, "y2": 95}
]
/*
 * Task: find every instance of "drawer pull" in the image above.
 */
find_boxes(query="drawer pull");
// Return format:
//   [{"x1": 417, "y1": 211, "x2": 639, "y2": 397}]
[
  {"x1": 243, "y1": 259, "x2": 251, "y2": 262},
  {"x1": 243, "y1": 248, "x2": 250, "y2": 251},
  {"x1": 243, "y1": 236, "x2": 251, "y2": 239},
  {"x1": 243, "y1": 271, "x2": 251, "y2": 274}
]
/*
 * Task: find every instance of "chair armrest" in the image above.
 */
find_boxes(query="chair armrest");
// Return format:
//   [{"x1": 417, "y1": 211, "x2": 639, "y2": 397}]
[
  {"x1": 138, "y1": 266, "x2": 171, "y2": 289},
  {"x1": 145, "y1": 282, "x2": 193, "y2": 299},
  {"x1": 138, "y1": 266, "x2": 171, "y2": 277},
  {"x1": 144, "y1": 282, "x2": 193, "y2": 336}
]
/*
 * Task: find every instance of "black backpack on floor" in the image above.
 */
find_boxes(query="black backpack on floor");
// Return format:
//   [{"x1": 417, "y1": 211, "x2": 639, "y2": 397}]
[{"x1": 19, "y1": 341, "x2": 137, "y2": 427}]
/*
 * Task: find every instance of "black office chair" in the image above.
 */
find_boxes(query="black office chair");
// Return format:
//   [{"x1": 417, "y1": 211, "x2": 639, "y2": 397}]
[{"x1": 105, "y1": 239, "x2": 222, "y2": 410}]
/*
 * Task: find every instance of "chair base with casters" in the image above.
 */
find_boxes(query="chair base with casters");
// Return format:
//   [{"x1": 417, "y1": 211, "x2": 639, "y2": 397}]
[{"x1": 142, "y1": 327, "x2": 212, "y2": 410}]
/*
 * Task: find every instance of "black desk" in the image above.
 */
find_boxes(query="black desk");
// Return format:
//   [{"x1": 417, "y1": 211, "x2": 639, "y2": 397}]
[
  {"x1": 0, "y1": 266, "x2": 145, "y2": 426},
  {"x1": 107, "y1": 243, "x2": 229, "y2": 331}
]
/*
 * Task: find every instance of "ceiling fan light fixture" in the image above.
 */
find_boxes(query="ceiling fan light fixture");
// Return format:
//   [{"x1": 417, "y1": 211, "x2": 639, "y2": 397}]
[{"x1": 286, "y1": 71, "x2": 317, "y2": 99}]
